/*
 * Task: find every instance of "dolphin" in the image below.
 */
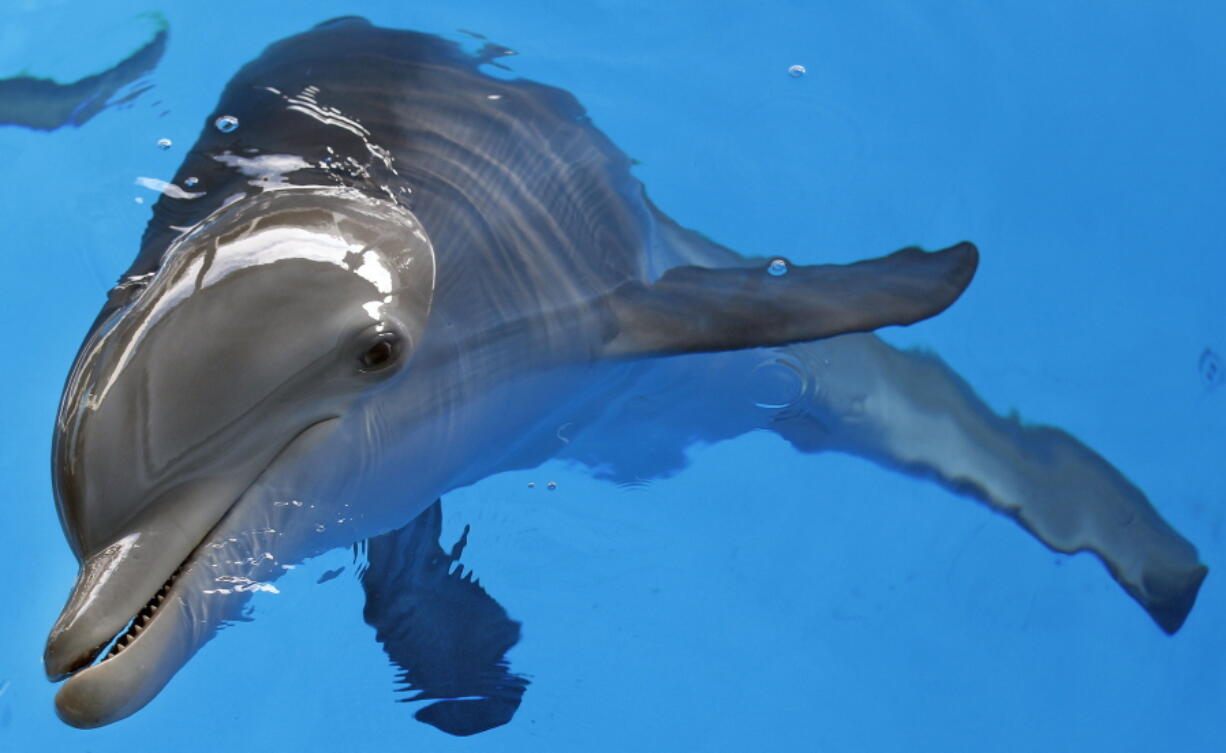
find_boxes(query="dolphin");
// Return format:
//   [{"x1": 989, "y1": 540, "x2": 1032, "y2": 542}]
[{"x1": 43, "y1": 17, "x2": 1207, "y2": 732}]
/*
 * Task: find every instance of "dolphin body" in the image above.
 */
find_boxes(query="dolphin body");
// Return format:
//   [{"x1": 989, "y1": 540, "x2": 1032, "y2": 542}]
[{"x1": 44, "y1": 17, "x2": 1207, "y2": 732}]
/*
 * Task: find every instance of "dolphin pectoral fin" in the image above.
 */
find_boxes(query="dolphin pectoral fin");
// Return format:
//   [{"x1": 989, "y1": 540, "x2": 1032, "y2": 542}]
[
  {"x1": 360, "y1": 500, "x2": 527, "y2": 736},
  {"x1": 772, "y1": 334, "x2": 1208, "y2": 633},
  {"x1": 566, "y1": 335, "x2": 1207, "y2": 633},
  {"x1": 0, "y1": 23, "x2": 166, "y2": 131},
  {"x1": 601, "y1": 243, "x2": 978, "y2": 358}
]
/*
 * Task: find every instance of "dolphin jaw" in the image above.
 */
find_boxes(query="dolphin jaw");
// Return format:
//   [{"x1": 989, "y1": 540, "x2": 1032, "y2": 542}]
[
  {"x1": 45, "y1": 416, "x2": 342, "y2": 727},
  {"x1": 52, "y1": 563, "x2": 193, "y2": 728},
  {"x1": 45, "y1": 508, "x2": 234, "y2": 729}
]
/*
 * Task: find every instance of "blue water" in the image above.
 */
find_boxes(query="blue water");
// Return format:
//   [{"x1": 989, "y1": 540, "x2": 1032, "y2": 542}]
[{"x1": 2, "y1": 1, "x2": 1223, "y2": 750}]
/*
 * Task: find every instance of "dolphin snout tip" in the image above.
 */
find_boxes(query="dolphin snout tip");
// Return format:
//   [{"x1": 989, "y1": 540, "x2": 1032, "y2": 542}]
[
  {"x1": 43, "y1": 639, "x2": 85, "y2": 683},
  {"x1": 43, "y1": 614, "x2": 109, "y2": 684},
  {"x1": 55, "y1": 686, "x2": 107, "y2": 729}
]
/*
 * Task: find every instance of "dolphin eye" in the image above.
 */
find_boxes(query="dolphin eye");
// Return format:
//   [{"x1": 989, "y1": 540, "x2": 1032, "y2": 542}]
[{"x1": 358, "y1": 333, "x2": 402, "y2": 373}]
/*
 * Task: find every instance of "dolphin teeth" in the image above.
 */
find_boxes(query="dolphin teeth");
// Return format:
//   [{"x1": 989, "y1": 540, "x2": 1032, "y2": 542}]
[
  {"x1": 76, "y1": 562, "x2": 190, "y2": 674},
  {"x1": 88, "y1": 562, "x2": 190, "y2": 671}
]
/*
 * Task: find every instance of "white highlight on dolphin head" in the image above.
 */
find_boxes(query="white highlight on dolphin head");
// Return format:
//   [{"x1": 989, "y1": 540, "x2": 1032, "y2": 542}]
[{"x1": 212, "y1": 152, "x2": 313, "y2": 188}]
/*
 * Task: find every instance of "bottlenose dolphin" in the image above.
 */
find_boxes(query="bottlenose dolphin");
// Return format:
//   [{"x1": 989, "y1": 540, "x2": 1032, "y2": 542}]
[{"x1": 44, "y1": 17, "x2": 1207, "y2": 732}]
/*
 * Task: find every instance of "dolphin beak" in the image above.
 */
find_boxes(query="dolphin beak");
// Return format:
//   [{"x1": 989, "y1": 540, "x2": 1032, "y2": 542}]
[
  {"x1": 44, "y1": 477, "x2": 248, "y2": 682},
  {"x1": 44, "y1": 417, "x2": 341, "y2": 728},
  {"x1": 43, "y1": 483, "x2": 232, "y2": 729},
  {"x1": 51, "y1": 574, "x2": 194, "y2": 728}
]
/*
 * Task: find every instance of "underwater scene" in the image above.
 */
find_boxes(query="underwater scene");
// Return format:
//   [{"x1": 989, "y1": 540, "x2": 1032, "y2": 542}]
[{"x1": 0, "y1": 1, "x2": 1222, "y2": 751}]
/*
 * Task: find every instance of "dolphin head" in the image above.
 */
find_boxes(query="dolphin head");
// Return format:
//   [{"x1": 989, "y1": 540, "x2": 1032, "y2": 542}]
[{"x1": 44, "y1": 187, "x2": 435, "y2": 727}]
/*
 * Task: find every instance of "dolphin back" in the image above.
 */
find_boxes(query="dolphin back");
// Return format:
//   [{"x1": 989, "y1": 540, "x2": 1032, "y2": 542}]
[
  {"x1": 126, "y1": 16, "x2": 976, "y2": 364},
  {"x1": 130, "y1": 18, "x2": 650, "y2": 347}
]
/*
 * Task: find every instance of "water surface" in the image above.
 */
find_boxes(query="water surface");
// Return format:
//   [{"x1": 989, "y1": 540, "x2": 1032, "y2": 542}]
[{"x1": 1, "y1": 1, "x2": 1222, "y2": 750}]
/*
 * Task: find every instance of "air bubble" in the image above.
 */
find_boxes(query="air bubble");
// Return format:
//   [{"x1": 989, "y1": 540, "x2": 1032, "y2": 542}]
[
  {"x1": 787, "y1": 64, "x2": 806, "y2": 78},
  {"x1": 214, "y1": 114, "x2": 240, "y2": 133},
  {"x1": 546, "y1": 481, "x2": 557, "y2": 491},
  {"x1": 156, "y1": 137, "x2": 172, "y2": 150},
  {"x1": 183, "y1": 176, "x2": 199, "y2": 187},
  {"x1": 768, "y1": 258, "x2": 790, "y2": 276},
  {"x1": 747, "y1": 357, "x2": 808, "y2": 410},
  {"x1": 527, "y1": 482, "x2": 536, "y2": 488}
]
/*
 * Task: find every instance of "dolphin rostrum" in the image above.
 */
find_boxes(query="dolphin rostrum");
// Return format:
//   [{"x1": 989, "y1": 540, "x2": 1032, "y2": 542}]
[{"x1": 43, "y1": 17, "x2": 1206, "y2": 732}]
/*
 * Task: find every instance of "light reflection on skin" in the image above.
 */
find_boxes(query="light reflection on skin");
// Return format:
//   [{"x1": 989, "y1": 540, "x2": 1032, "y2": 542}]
[
  {"x1": 89, "y1": 225, "x2": 397, "y2": 404},
  {"x1": 55, "y1": 533, "x2": 142, "y2": 633},
  {"x1": 211, "y1": 153, "x2": 314, "y2": 188}
]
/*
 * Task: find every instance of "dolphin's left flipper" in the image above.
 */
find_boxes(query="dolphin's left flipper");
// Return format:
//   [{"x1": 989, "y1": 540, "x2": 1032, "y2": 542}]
[
  {"x1": 0, "y1": 24, "x2": 167, "y2": 131},
  {"x1": 771, "y1": 333, "x2": 1209, "y2": 633},
  {"x1": 360, "y1": 501, "x2": 527, "y2": 736},
  {"x1": 562, "y1": 332, "x2": 1207, "y2": 634},
  {"x1": 601, "y1": 243, "x2": 978, "y2": 358}
]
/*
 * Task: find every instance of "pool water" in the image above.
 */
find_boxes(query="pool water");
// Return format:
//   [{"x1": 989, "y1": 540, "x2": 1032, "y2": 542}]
[{"x1": 1, "y1": 1, "x2": 1222, "y2": 751}]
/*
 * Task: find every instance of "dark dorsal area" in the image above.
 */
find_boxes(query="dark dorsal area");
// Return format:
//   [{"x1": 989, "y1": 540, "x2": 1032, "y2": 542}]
[{"x1": 127, "y1": 17, "x2": 652, "y2": 340}]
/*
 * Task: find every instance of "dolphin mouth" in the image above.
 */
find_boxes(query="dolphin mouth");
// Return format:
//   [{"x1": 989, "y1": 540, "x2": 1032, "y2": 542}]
[
  {"x1": 53, "y1": 561, "x2": 193, "y2": 728},
  {"x1": 50, "y1": 416, "x2": 340, "y2": 728},
  {"x1": 88, "y1": 562, "x2": 187, "y2": 668}
]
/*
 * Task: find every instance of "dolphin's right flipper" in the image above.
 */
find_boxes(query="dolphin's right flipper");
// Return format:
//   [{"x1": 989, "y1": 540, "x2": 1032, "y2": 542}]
[
  {"x1": 359, "y1": 500, "x2": 528, "y2": 736},
  {"x1": 601, "y1": 243, "x2": 979, "y2": 358},
  {"x1": 772, "y1": 334, "x2": 1208, "y2": 634}
]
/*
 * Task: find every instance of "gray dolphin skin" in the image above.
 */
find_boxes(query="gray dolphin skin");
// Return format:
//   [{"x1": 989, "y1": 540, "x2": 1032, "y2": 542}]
[{"x1": 44, "y1": 17, "x2": 1207, "y2": 731}]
